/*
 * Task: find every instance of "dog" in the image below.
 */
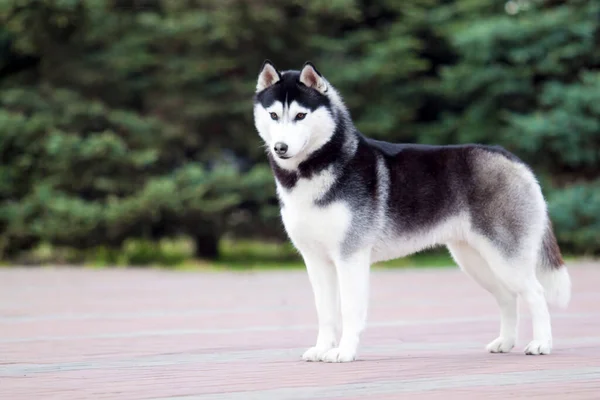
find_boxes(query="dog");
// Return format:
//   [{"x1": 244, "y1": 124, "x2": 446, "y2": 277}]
[{"x1": 252, "y1": 60, "x2": 572, "y2": 362}]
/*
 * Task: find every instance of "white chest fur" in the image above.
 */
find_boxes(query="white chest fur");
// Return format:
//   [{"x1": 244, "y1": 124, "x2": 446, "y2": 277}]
[{"x1": 277, "y1": 167, "x2": 352, "y2": 257}]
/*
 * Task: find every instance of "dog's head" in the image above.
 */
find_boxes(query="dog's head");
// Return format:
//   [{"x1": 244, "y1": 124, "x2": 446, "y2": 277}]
[{"x1": 253, "y1": 60, "x2": 337, "y2": 169}]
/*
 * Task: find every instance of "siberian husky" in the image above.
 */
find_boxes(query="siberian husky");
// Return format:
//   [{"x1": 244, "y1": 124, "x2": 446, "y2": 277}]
[{"x1": 252, "y1": 60, "x2": 571, "y2": 362}]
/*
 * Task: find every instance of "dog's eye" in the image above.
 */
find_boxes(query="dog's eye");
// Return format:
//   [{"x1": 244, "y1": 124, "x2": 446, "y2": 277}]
[
  {"x1": 295, "y1": 113, "x2": 307, "y2": 121},
  {"x1": 269, "y1": 112, "x2": 279, "y2": 121}
]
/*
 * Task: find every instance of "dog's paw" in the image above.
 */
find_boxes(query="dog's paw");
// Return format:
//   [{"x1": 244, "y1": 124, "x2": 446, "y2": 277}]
[
  {"x1": 321, "y1": 347, "x2": 356, "y2": 363},
  {"x1": 524, "y1": 339, "x2": 552, "y2": 355},
  {"x1": 486, "y1": 337, "x2": 515, "y2": 353},
  {"x1": 301, "y1": 346, "x2": 332, "y2": 362}
]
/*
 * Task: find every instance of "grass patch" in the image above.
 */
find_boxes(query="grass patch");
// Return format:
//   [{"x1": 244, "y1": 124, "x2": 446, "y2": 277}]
[
  {"x1": 208, "y1": 241, "x2": 456, "y2": 270},
  {"x1": 216, "y1": 238, "x2": 301, "y2": 269},
  {"x1": 6, "y1": 237, "x2": 590, "y2": 270},
  {"x1": 16, "y1": 237, "x2": 194, "y2": 268},
  {"x1": 375, "y1": 249, "x2": 455, "y2": 269}
]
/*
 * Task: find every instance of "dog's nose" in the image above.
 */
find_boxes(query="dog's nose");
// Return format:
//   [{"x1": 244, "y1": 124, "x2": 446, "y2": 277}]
[{"x1": 274, "y1": 142, "x2": 288, "y2": 156}]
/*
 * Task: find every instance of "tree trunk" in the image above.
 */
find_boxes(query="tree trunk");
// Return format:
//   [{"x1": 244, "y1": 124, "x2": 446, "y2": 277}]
[
  {"x1": 1, "y1": 235, "x2": 39, "y2": 262},
  {"x1": 193, "y1": 231, "x2": 219, "y2": 260}
]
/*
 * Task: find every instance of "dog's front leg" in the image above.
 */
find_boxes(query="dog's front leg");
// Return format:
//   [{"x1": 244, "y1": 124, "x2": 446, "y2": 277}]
[
  {"x1": 301, "y1": 251, "x2": 341, "y2": 362},
  {"x1": 321, "y1": 248, "x2": 371, "y2": 362}
]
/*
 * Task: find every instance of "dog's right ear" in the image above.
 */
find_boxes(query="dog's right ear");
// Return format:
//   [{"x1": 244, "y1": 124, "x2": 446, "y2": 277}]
[
  {"x1": 299, "y1": 61, "x2": 328, "y2": 94},
  {"x1": 256, "y1": 60, "x2": 281, "y2": 92}
]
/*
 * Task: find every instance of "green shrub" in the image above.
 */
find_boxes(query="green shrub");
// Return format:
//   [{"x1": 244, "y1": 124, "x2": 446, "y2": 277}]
[{"x1": 548, "y1": 182, "x2": 600, "y2": 256}]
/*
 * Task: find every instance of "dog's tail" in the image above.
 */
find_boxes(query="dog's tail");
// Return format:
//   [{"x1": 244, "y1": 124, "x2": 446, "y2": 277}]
[{"x1": 536, "y1": 219, "x2": 571, "y2": 309}]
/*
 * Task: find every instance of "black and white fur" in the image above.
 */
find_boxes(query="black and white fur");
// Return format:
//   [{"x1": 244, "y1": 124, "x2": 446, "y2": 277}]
[{"x1": 253, "y1": 60, "x2": 572, "y2": 362}]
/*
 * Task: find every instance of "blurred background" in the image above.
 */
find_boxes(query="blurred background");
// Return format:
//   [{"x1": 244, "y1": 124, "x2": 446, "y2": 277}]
[{"x1": 0, "y1": 0, "x2": 598, "y2": 269}]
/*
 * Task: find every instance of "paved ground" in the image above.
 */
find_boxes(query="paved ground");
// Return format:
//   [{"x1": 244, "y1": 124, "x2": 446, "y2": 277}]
[{"x1": 1, "y1": 262, "x2": 599, "y2": 399}]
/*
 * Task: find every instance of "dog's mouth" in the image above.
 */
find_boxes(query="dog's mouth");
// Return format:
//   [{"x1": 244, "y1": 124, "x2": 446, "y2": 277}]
[{"x1": 278, "y1": 155, "x2": 292, "y2": 160}]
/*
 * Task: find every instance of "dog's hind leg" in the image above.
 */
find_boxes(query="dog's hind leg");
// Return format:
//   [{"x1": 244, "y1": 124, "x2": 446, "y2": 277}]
[
  {"x1": 301, "y1": 251, "x2": 341, "y2": 362},
  {"x1": 519, "y1": 277, "x2": 553, "y2": 355},
  {"x1": 447, "y1": 241, "x2": 519, "y2": 353},
  {"x1": 321, "y1": 247, "x2": 371, "y2": 363},
  {"x1": 475, "y1": 241, "x2": 553, "y2": 355}
]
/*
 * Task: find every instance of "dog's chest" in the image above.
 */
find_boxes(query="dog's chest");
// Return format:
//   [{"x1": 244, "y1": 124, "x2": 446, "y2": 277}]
[{"x1": 276, "y1": 170, "x2": 351, "y2": 252}]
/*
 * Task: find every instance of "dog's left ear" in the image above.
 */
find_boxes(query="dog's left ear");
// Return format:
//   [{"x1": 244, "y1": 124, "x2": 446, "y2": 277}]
[
  {"x1": 256, "y1": 60, "x2": 281, "y2": 92},
  {"x1": 300, "y1": 62, "x2": 328, "y2": 94}
]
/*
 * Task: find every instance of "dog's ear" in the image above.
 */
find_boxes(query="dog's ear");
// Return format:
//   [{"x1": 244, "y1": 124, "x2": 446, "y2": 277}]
[
  {"x1": 256, "y1": 60, "x2": 281, "y2": 92},
  {"x1": 299, "y1": 61, "x2": 328, "y2": 94}
]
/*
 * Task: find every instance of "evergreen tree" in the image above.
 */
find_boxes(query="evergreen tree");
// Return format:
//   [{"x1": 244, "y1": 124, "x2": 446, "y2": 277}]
[
  {"x1": 423, "y1": 0, "x2": 600, "y2": 254},
  {"x1": 1, "y1": 0, "x2": 598, "y2": 260},
  {"x1": 0, "y1": 0, "x2": 276, "y2": 258}
]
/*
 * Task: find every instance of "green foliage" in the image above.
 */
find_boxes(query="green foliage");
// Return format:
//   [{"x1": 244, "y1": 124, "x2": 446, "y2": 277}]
[
  {"x1": 0, "y1": 83, "x2": 275, "y2": 258},
  {"x1": 548, "y1": 183, "x2": 600, "y2": 256},
  {"x1": 0, "y1": 1, "x2": 281, "y2": 259},
  {"x1": 508, "y1": 72, "x2": 600, "y2": 175},
  {"x1": 423, "y1": 1, "x2": 600, "y2": 147},
  {"x1": 0, "y1": 0, "x2": 599, "y2": 263}
]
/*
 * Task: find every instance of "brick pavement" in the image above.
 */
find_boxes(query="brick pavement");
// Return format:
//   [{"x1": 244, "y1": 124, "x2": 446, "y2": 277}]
[{"x1": 1, "y1": 262, "x2": 599, "y2": 399}]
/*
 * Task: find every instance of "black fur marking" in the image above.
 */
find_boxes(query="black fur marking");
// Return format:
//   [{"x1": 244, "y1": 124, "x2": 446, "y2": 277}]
[
  {"x1": 298, "y1": 122, "x2": 347, "y2": 181},
  {"x1": 268, "y1": 153, "x2": 298, "y2": 189},
  {"x1": 365, "y1": 138, "x2": 530, "y2": 252},
  {"x1": 372, "y1": 142, "x2": 528, "y2": 253},
  {"x1": 315, "y1": 134, "x2": 378, "y2": 207},
  {"x1": 254, "y1": 71, "x2": 331, "y2": 111},
  {"x1": 380, "y1": 143, "x2": 466, "y2": 233},
  {"x1": 541, "y1": 220, "x2": 564, "y2": 269},
  {"x1": 367, "y1": 138, "x2": 524, "y2": 164}
]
